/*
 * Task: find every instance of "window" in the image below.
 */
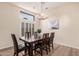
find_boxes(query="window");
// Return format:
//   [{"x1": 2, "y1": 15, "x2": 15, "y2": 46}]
[
  {"x1": 20, "y1": 11, "x2": 35, "y2": 37},
  {"x1": 20, "y1": 11, "x2": 34, "y2": 22},
  {"x1": 21, "y1": 22, "x2": 24, "y2": 36}
]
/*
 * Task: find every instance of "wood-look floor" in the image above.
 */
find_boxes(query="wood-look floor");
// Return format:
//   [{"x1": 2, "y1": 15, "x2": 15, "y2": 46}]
[{"x1": 0, "y1": 44, "x2": 79, "y2": 56}]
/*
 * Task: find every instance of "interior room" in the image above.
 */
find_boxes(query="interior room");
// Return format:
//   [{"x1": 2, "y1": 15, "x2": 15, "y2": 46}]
[{"x1": 0, "y1": 2, "x2": 79, "y2": 56}]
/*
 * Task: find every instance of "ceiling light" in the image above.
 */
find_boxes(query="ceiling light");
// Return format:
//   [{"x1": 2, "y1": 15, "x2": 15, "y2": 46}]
[{"x1": 37, "y1": 2, "x2": 48, "y2": 20}]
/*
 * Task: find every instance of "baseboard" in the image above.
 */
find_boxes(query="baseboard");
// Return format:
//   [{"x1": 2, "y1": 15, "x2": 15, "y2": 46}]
[
  {"x1": 0, "y1": 46, "x2": 13, "y2": 51},
  {"x1": 55, "y1": 42, "x2": 79, "y2": 50},
  {"x1": 0, "y1": 42, "x2": 79, "y2": 52}
]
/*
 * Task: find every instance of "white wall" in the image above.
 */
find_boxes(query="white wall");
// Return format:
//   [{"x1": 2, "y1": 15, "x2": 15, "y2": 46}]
[
  {"x1": 0, "y1": 3, "x2": 20, "y2": 49},
  {"x1": 1, "y1": 2, "x2": 79, "y2": 50},
  {"x1": 0, "y1": 3, "x2": 38, "y2": 49},
  {"x1": 40, "y1": 3, "x2": 79, "y2": 49}
]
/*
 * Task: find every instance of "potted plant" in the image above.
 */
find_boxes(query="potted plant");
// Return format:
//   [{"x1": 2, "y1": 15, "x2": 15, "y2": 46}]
[
  {"x1": 37, "y1": 29, "x2": 41, "y2": 33},
  {"x1": 37, "y1": 29, "x2": 41, "y2": 38}
]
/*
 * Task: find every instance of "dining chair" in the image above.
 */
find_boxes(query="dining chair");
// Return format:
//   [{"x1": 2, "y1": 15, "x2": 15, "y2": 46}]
[
  {"x1": 11, "y1": 34, "x2": 28, "y2": 56},
  {"x1": 34, "y1": 32, "x2": 38, "y2": 39},
  {"x1": 42, "y1": 33, "x2": 50, "y2": 52},
  {"x1": 34, "y1": 38, "x2": 48, "y2": 56},
  {"x1": 49, "y1": 32, "x2": 55, "y2": 49},
  {"x1": 34, "y1": 33, "x2": 50, "y2": 56},
  {"x1": 25, "y1": 32, "x2": 31, "y2": 39}
]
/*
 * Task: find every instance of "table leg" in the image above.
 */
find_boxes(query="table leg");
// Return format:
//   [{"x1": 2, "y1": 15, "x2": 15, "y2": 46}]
[{"x1": 28, "y1": 43, "x2": 33, "y2": 56}]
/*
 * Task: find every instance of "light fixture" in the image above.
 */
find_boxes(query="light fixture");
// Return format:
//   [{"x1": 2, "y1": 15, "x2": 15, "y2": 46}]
[{"x1": 37, "y1": 2, "x2": 48, "y2": 20}]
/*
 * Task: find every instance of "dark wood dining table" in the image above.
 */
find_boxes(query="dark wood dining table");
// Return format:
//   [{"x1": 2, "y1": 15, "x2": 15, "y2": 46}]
[{"x1": 20, "y1": 36, "x2": 42, "y2": 56}]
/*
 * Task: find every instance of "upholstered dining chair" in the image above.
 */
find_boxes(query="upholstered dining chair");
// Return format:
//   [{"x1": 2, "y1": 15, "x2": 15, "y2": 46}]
[{"x1": 11, "y1": 34, "x2": 28, "y2": 56}]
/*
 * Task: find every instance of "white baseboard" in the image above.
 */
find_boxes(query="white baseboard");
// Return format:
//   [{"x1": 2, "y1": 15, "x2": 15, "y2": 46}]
[
  {"x1": 55, "y1": 42, "x2": 79, "y2": 50},
  {"x1": 0, "y1": 45, "x2": 13, "y2": 50},
  {"x1": 1, "y1": 42, "x2": 79, "y2": 51}
]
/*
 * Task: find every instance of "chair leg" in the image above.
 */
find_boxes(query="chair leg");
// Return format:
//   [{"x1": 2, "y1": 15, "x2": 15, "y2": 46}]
[
  {"x1": 16, "y1": 53, "x2": 18, "y2": 56},
  {"x1": 40, "y1": 49, "x2": 43, "y2": 56},
  {"x1": 48, "y1": 44, "x2": 50, "y2": 52},
  {"x1": 48, "y1": 47, "x2": 50, "y2": 52},
  {"x1": 34, "y1": 47, "x2": 37, "y2": 55},
  {"x1": 34, "y1": 50, "x2": 36, "y2": 55},
  {"x1": 14, "y1": 52, "x2": 18, "y2": 56},
  {"x1": 46, "y1": 46, "x2": 48, "y2": 54},
  {"x1": 52, "y1": 43, "x2": 53, "y2": 49},
  {"x1": 15, "y1": 52, "x2": 18, "y2": 56},
  {"x1": 24, "y1": 49, "x2": 27, "y2": 55},
  {"x1": 14, "y1": 52, "x2": 16, "y2": 56}
]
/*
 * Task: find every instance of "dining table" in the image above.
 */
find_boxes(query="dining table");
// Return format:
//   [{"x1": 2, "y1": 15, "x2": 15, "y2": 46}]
[{"x1": 20, "y1": 36, "x2": 42, "y2": 56}]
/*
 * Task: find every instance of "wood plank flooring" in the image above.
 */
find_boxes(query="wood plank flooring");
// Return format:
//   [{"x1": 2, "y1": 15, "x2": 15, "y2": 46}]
[{"x1": 0, "y1": 44, "x2": 79, "y2": 56}]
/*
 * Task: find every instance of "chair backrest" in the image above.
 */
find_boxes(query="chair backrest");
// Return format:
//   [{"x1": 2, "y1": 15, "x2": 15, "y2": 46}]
[
  {"x1": 25, "y1": 32, "x2": 31, "y2": 39},
  {"x1": 50, "y1": 32, "x2": 55, "y2": 38},
  {"x1": 11, "y1": 34, "x2": 18, "y2": 51},
  {"x1": 42, "y1": 33, "x2": 50, "y2": 44},
  {"x1": 34, "y1": 32, "x2": 38, "y2": 39},
  {"x1": 50, "y1": 32, "x2": 55, "y2": 43},
  {"x1": 43, "y1": 33, "x2": 49, "y2": 38}
]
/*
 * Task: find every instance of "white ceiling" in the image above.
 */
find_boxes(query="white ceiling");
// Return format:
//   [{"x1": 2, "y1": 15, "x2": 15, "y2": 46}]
[{"x1": 12, "y1": 2, "x2": 66, "y2": 14}]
